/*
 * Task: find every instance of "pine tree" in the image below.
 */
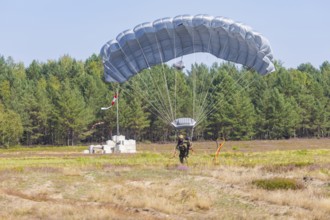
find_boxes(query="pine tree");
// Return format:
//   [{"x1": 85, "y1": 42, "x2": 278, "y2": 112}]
[
  {"x1": 127, "y1": 97, "x2": 150, "y2": 140},
  {"x1": 0, "y1": 103, "x2": 23, "y2": 147},
  {"x1": 257, "y1": 88, "x2": 299, "y2": 139},
  {"x1": 55, "y1": 80, "x2": 93, "y2": 145}
]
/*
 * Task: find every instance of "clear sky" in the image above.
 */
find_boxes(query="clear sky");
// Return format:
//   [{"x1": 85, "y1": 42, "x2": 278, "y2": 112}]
[{"x1": 1, "y1": 0, "x2": 329, "y2": 69}]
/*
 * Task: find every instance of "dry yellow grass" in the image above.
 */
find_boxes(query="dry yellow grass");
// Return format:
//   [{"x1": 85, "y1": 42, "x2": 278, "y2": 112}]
[{"x1": 0, "y1": 139, "x2": 329, "y2": 219}]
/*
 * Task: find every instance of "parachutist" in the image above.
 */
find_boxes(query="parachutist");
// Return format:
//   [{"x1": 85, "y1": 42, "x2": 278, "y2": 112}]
[{"x1": 174, "y1": 134, "x2": 189, "y2": 164}]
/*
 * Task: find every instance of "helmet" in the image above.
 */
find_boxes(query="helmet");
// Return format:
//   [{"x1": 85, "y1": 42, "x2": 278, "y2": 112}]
[{"x1": 179, "y1": 134, "x2": 184, "y2": 139}]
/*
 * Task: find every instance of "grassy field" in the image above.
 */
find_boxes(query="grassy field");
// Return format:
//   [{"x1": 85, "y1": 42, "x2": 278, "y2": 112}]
[{"x1": 0, "y1": 139, "x2": 329, "y2": 219}]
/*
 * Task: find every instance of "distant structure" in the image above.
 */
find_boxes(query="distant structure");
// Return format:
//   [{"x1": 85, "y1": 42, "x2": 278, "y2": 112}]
[
  {"x1": 88, "y1": 135, "x2": 136, "y2": 154},
  {"x1": 86, "y1": 88, "x2": 136, "y2": 154}
]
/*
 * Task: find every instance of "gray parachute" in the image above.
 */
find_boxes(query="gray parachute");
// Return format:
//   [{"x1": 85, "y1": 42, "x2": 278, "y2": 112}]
[
  {"x1": 171, "y1": 118, "x2": 196, "y2": 130},
  {"x1": 101, "y1": 14, "x2": 275, "y2": 83}
]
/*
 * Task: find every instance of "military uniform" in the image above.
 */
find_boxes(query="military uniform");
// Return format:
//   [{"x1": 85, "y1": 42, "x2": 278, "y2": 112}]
[{"x1": 176, "y1": 135, "x2": 187, "y2": 163}]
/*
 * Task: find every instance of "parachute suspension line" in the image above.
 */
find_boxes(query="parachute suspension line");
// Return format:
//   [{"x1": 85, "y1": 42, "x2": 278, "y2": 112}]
[
  {"x1": 134, "y1": 36, "x2": 174, "y2": 124},
  {"x1": 196, "y1": 28, "x2": 216, "y2": 122},
  {"x1": 194, "y1": 68, "x2": 217, "y2": 125},
  {"x1": 194, "y1": 67, "x2": 218, "y2": 124},
  {"x1": 196, "y1": 72, "x2": 257, "y2": 126},
  {"x1": 174, "y1": 68, "x2": 177, "y2": 120},
  {"x1": 195, "y1": 71, "x2": 249, "y2": 125},
  {"x1": 194, "y1": 69, "x2": 236, "y2": 124},
  {"x1": 170, "y1": 26, "x2": 178, "y2": 120},
  {"x1": 120, "y1": 70, "x2": 173, "y2": 123},
  {"x1": 104, "y1": 62, "x2": 171, "y2": 130},
  {"x1": 192, "y1": 65, "x2": 197, "y2": 121},
  {"x1": 197, "y1": 67, "x2": 248, "y2": 122},
  {"x1": 160, "y1": 61, "x2": 175, "y2": 122},
  {"x1": 125, "y1": 80, "x2": 173, "y2": 123},
  {"x1": 105, "y1": 60, "x2": 171, "y2": 123},
  {"x1": 154, "y1": 31, "x2": 175, "y2": 122},
  {"x1": 197, "y1": 75, "x2": 257, "y2": 126},
  {"x1": 193, "y1": 62, "x2": 211, "y2": 124},
  {"x1": 190, "y1": 27, "x2": 214, "y2": 124},
  {"x1": 134, "y1": 78, "x2": 173, "y2": 124},
  {"x1": 192, "y1": 28, "x2": 214, "y2": 125},
  {"x1": 117, "y1": 40, "x2": 173, "y2": 124},
  {"x1": 132, "y1": 29, "x2": 175, "y2": 121},
  {"x1": 192, "y1": 27, "x2": 197, "y2": 121},
  {"x1": 119, "y1": 88, "x2": 170, "y2": 124}
]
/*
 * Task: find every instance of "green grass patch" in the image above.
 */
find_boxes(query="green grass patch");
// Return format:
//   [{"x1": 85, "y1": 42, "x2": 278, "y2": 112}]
[
  {"x1": 252, "y1": 177, "x2": 304, "y2": 190},
  {"x1": 0, "y1": 148, "x2": 329, "y2": 170},
  {"x1": 294, "y1": 149, "x2": 308, "y2": 155},
  {"x1": 232, "y1": 146, "x2": 239, "y2": 151},
  {"x1": 320, "y1": 168, "x2": 330, "y2": 176},
  {"x1": 0, "y1": 145, "x2": 86, "y2": 153}
]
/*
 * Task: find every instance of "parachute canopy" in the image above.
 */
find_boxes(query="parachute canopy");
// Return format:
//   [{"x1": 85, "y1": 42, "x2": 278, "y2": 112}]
[
  {"x1": 171, "y1": 118, "x2": 197, "y2": 130},
  {"x1": 101, "y1": 14, "x2": 275, "y2": 83}
]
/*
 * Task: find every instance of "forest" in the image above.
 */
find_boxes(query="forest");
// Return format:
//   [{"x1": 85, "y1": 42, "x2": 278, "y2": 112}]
[{"x1": 0, "y1": 54, "x2": 330, "y2": 147}]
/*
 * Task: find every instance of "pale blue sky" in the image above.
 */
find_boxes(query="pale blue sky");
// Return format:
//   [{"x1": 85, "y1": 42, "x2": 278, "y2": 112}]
[{"x1": 1, "y1": 0, "x2": 329, "y2": 69}]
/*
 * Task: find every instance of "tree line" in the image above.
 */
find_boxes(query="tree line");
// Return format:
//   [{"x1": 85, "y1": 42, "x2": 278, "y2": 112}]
[{"x1": 0, "y1": 54, "x2": 330, "y2": 147}]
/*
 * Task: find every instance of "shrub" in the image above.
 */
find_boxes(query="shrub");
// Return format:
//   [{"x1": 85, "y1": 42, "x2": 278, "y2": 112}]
[{"x1": 252, "y1": 177, "x2": 304, "y2": 190}]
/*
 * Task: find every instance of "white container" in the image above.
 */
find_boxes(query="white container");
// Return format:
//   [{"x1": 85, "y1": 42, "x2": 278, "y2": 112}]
[{"x1": 88, "y1": 135, "x2": 136, "y2": 154}]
